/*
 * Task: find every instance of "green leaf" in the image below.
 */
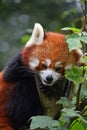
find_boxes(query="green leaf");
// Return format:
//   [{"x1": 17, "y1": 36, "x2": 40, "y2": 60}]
[
  {"x1": 70, "y1": 118, "x2": 87, "y2": 130},
  {"x1": 21, "y1": 34, "x2": 30, "y2": 44},
  {"x1": 62, "y1": 108, "x2": 87, "y2": 124},
  {"x1": 62, "y1": 108, "x2": 78, "y2": 118},
  {"x1": 65, "y1": 66, "x2": 85, "y2": 85},
  {"x1": 56, "y1": 97, "x2": 74, "y2": 108},
  {"x1": 66, "y1": 33, "x2": 82, "y2": 51},
  {"x1": 82, "y1": 119, "x2": 87, "y2": 129},
  {"x1": 66, "y1": 31, "x2": 87, "y2": 51},
  {"x1": 59, "y1": 113, "x2": 70, "y2": 127},
  {"x1": 30, "y1": 116, "x2": 52, "y2": 129},
  {"x1": 80, "y1": 32, "x2": 87, "y2": 44},
  {"x1": 56, "y1": 97, "x2": 69, "y2": 105},
  {"x1": 83, "y1": 106, "x2": 87, "y2": 115},
  {"x1": 78, "y1": 114, "x2": 87, "y2": 124},
  {"x1": 30, "y1": 116, "x2": 61, "y2": 130},
  {"x1": 62, "y1": 27, "x2": 81, "y2": 33},
  {"x1": 51, "y1": 120, "x2": 61, "y2": 128}
]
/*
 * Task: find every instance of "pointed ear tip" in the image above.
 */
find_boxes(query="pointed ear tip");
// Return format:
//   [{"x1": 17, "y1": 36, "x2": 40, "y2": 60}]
[{"x1": 34, "y1": 23, "x2": 43, "y2": 29}]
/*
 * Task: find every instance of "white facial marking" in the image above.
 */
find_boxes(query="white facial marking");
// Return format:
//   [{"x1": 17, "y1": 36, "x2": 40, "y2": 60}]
[
  {"x1": 55, "y1": 61, "x2": 63, "y2": 68},
  {"x1": 25, "y1": 23, "x2": 44, "y2": 47},
  {"x1": 76, "y1": 49, "x2": 83, "y2": 57},
  {"x1": 40, "y1": 69, "x2": 61, "y2": 86},
  {"x1": 46, "y1": 59, "x2": 51, "y2": 67},
  {"x1": 76, "y1": 49, "x2": 83, "y2": 63},
  {"x1": 55, "y1": 61, "x2": 62, "y2": 68},
  {"x1": 29, "y1": 57, "x2": 39, "y2": 70},
  {"x1": 65, "y1": 64, "x2": 73, "y2": 70}
]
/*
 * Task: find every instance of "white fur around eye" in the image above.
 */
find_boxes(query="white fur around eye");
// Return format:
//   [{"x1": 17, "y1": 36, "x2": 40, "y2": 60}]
[
  {"x1": 29, "y1": 57, "x2": 39, "y2": 70},
  {"x1": 55, "y1": 61, "x2": 62, "y2": 68},
  {"x1": 65, "y1": 64, "x2": 73, "y2": 70}
]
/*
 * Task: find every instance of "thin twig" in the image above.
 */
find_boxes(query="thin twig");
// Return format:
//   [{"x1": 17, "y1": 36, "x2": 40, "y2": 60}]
[
  {"x1": 76, "y1": 84, "x2": 83, "y2": 109},
  {"x1": 81, "y1": 0, "x2": 87, "y2": 31},
  {"x1": 84, "y1": 0, "x2": 87, "y2": 27},
  {"x1": 76, "y1": 66, "x2": 86, "y2": 109}
]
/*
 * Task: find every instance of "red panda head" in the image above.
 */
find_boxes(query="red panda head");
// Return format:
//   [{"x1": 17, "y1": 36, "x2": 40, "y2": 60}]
[{"x1": 22, "y1": 23, "x2": 83, "y2": 86}]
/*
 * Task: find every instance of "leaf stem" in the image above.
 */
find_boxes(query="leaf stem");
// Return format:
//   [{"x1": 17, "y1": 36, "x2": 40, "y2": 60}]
[
  {"x1": 76, "y1": 84, "x2": 82, "y2": 109},
  {"x1": 76, "y1": 66, "x2": 86, "y2": 109}
]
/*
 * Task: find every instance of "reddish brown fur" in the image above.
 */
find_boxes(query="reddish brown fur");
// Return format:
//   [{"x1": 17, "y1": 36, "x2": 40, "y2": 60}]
[
  {"x1": 22, "y1": 32, "x2": 82, "y2": 72},
  {"x1": 0, "y1": 71, "x2": 14, "y2": 130}
]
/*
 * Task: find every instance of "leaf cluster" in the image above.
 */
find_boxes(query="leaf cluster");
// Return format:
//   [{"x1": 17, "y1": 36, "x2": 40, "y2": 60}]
[{"x1": 62, "y1": 27, "x2": 87, "y2": 51}]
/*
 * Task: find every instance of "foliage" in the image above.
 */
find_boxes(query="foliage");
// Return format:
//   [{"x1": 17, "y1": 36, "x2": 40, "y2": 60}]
[
  {"x1": 65, "y1": 31, "x2": 87, "y2": 51},
  {"x1": 65, "y1": 66, "x2": 85, "y2": 85},
  {"x1": 30, "y1": 116, "x2": 61, "y2": 130}
]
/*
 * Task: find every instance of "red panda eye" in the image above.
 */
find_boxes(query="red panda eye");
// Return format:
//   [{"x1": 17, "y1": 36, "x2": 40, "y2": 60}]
[
  {"x1": 42, "y1": 63, "x2": 47, "y2": 69},
  {"x1": 55, "y1": 66, "x2": 62, "y2": 71}
]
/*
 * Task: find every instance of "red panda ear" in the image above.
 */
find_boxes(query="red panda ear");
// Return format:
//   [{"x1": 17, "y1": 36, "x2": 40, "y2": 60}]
[{"x1": 25, "y1": 23, "x2": 44, "y2": 47}]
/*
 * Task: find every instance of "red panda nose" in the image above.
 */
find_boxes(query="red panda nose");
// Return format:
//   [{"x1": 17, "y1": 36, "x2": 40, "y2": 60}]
[{"x1": 46, "y1": 75, "x2": 53, "y2": 82}]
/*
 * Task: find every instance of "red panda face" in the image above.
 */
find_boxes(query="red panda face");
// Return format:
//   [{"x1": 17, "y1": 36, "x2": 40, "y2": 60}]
[
  {"x1": 29, "y1": 57, "x2": 63, "y2": 86},
  {"x1": 22, "y1": 23, "x2": 83, "y2": 86}
]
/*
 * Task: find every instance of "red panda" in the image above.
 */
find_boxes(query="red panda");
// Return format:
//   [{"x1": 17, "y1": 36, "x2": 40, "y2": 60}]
[{"x1": 0, "y1": 23, "x2": 82, "y2": 130}]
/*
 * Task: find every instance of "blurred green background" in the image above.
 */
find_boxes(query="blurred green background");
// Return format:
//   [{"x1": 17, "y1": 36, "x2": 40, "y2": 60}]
[{"x1": 0, "y1": 0, "x2": 83, "y2": 70}]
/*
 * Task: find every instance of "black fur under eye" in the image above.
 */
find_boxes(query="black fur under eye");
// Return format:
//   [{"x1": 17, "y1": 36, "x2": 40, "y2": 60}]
[
  {"x1": 42, "y1": 63, "x2": 47, "y2": 69},
  {"x1": 55, "y1": 66, "x2": 62, "y2": 71}
]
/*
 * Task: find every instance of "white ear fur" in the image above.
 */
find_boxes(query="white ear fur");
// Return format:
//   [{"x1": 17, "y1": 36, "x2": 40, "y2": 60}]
[{"x1": 25, "y1": 23, "x2": 44, "y2": 47}]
